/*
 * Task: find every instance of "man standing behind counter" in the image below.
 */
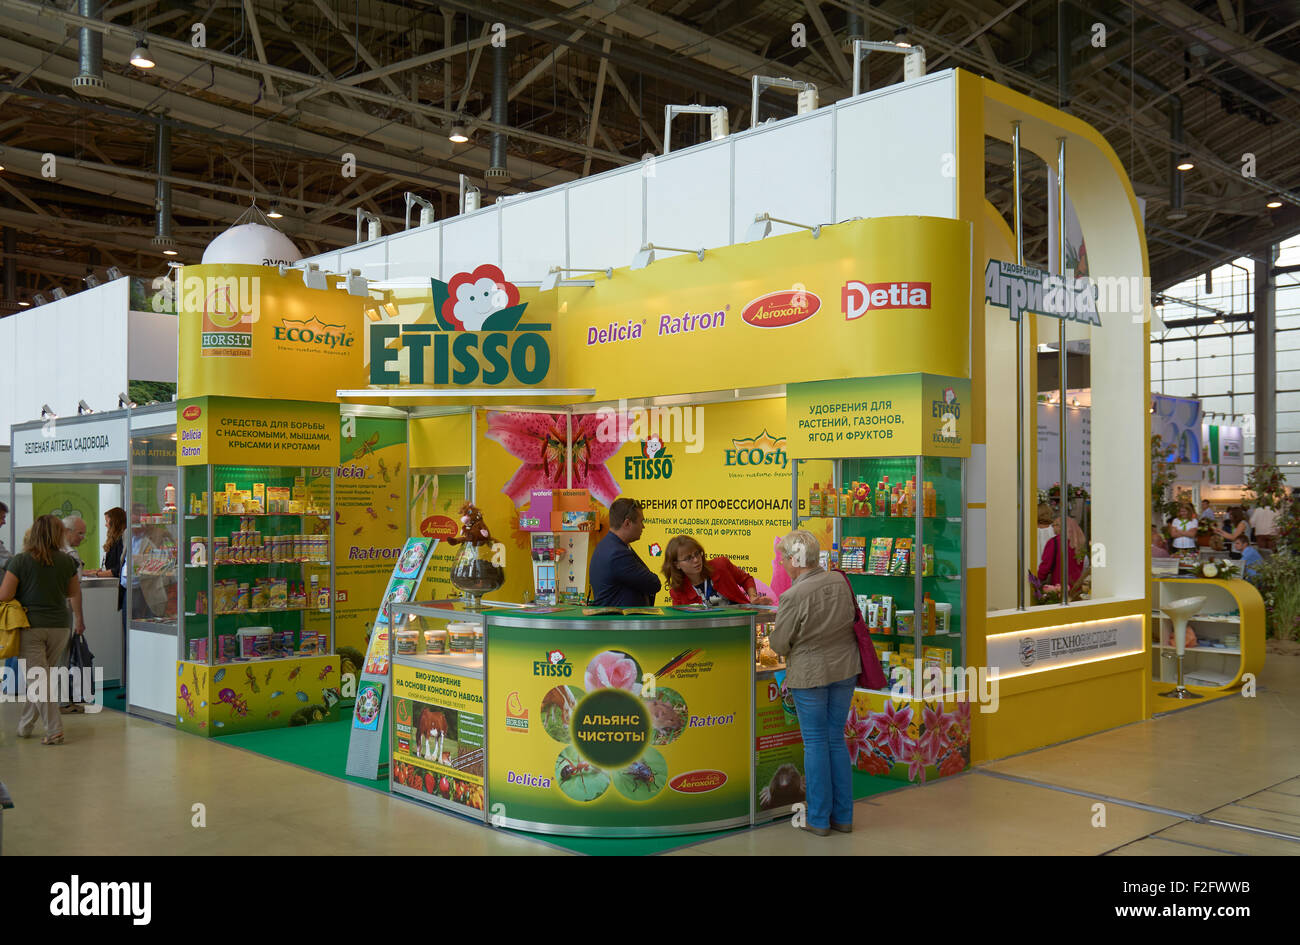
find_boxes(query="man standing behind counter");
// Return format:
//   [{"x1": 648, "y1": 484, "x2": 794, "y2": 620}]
[{"x1": 590, "y1": 497, "x2": 661, "y2": 606}]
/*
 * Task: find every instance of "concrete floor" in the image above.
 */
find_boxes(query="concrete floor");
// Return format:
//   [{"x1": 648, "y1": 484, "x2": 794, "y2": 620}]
[{"x1": 2, "y1": 647, "x2": 1298, "y2": 856}]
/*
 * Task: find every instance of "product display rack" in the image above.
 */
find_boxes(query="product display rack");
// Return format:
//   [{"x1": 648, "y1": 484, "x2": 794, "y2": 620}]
[
  {"x1": 127, "y1": 431, "x2": 182, "y2": 636},
  {"x1": 179, "y1": 464, "x2": 336, "y2": 665},
  {"x1": 792, "y1": 455, "x2": 967, "y2": 686}
]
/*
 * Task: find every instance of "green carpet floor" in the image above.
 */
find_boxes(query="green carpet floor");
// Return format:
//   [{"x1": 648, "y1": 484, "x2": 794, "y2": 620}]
[{"x1": 216, "y1": 720, "x2": 907, "y2": 855}]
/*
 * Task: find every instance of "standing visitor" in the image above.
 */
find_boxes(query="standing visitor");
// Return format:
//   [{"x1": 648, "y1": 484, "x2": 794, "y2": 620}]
[
  {"x1": 0, "y1": 501, "x2": 11, "y2": 569},
  {"x1": 96, "y1": 507, "x2": 127, "y2": 626},
  {"x1": 62, "y1": 514, "x2": 87, "y2": 575},
  {"x1": 1249, "y1": 502, "x2": 1279, "y2": 552},
  {"x1": 1168, "y1": 502, "x2": 1199, "y2": 553},
  {"x1": 1218, "y1": 508, "x2": 1248, "y2": 553},
  {"x1": 589, "y1": 498, "x2": 661, "y2": 606},
  {"x1": 0, "y1": 514, "x2": 84, "y2": 744},
  {"x1": 768, "y1": 529, "x2": 860, "y2": 837}
]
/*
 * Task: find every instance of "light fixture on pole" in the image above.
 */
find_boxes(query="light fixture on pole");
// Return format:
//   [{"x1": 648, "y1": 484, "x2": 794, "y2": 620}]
[
  {"x1": 540, "y1": 266, "x2": 613, "y2": 292},
  {"x1": 631, "y1": 244, "x2": 704, "y2": 270},
  {"x1": 749, "y1": 77, "x2": 818, "y2": 129},
  {"x1": 302, "y1": 263, "x2": 329, "y2": 290},
  {"x1": 106, "y1": 266, "x2": 123, "y2": 280},
  {"x1": 117, "y1": 392, "x2": 137, "y2": 410},
  {"x1": 40, "y1": 404, "x2": 56, "y2": 420},
  {"x1": 404, "y1": 192, "x2": 435, "y2": 229},
  {"x1": 83, "y1": 273, "x2": 100, "y2": 289},
  {"x1": 356, "y1": 209, "x2": 382, "y2": 243},
  {"x1": 51, "y1": 287, "x2": 67, "y2": 300},
  {"x1": 1175, "y1": 154, "x2": 1194, "y2": 171},
  {"x1": 745, "y1": 212, "x2": 822, "y2": 241},
  {"x1": 893, "y1": 26, "x2": 911, "y2": 47},
  {"x1": 851, "y1": 39, "x2": 927, "y2": 94},
  {"x1": 130, "y1": 41, "x2": 155, "y2": 69},
  {"x1": 662, "y1": 104, "x2": 730, "y2": 154},
  {"x1": 32, "y1": 293, "x2": 47, "y2": 306},
  {"x1": 78, "y1": 399, "x2": 94, "y2": 415}
]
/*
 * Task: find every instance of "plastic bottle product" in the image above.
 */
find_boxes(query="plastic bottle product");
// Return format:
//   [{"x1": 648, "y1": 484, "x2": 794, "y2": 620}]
[
  {"x1": 809, "y1": 483, "x2": 822, "y2": 517},
  {"x1": 309, "y1": 574, "x2": 319, "y2": 612},
  {"x1": 839, "y1": 486, "x2": 850, "y2": 517},
  {"x1": 924, "y1": 481, "x2": 937, "y2": 517},
  {"x1": 877, "y1": 476, "x2": 890, "y2": 516},
  {"x1": 824, "y1": 484, "x2": 837, "y2": 519}
]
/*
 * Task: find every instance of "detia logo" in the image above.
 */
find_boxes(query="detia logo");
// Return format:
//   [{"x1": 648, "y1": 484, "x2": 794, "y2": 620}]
[
  {"x1": 725, "y1": 430, "x2": 788, "y2": 469},
  {"x1": 625, "y1": 436, "x2": 674, "y2": 480},
  {"x1": 842, "y1": 281, "x2": 932, "y2": 320},
  {"x1": 274, "y1": 316, "x2": 354, "y2": 352},
  {"x1": 49, "y1": 875, "x2": 151, "y2": 925}
]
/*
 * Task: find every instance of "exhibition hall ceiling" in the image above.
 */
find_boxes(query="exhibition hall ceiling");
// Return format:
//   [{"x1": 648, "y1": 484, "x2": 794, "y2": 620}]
[{"x1": 0, "y1": 0, "x2": 1297, "y2": 304}]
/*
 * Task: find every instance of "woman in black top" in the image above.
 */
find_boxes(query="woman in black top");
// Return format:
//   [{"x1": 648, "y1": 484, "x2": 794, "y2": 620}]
[{"x1": 98, "y1": 507, "x2": 127, "y2": 611}]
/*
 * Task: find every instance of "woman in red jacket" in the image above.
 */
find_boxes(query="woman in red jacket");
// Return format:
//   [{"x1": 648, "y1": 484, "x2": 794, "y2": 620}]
[{"x1": 662, "y1": 535, "x2": 770, "y2": 607}]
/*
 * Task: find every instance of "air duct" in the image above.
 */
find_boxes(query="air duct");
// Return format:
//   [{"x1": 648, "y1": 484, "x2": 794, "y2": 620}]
[
  {"x1": 151, "y1": 125, "x2": 176, "y2": 252},
  {"x1": 486, "y1": 42, "x2": 509, "y2": 182},
  {"x1": 72, "y1": 0, "x2": 105, "y2": 94}
]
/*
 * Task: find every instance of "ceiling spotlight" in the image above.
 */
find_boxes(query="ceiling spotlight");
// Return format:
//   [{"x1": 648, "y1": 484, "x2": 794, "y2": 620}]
[
  {"x1": 1176, "y1": 154, "x2": 1194, "y2": 171},
  {"x1": 1266, "y1": 195, "x2": 1283, "y2": 209},
  {"x1": 893, "y1": 26, "x2": 912, "y2": 47},
  {"x1": 40, "y1": 404, "x2": 56, "y2": 420},
  {"x1": 162, "y1": 247, "x2": 178, "y2": 256},
  {"x1": 51, "y1": 287, "x2": 67, "y2": 300},
  {"x1": 266, "y1": 203, "x2": 284, "y2": 219},
  {"x1": 345, "y1": 268, "x2": 369, "y2": 297},
  {"x1": 130, "y1": 42, "x2": 155, "y2": 69},
  {"x1": 32, "y1": 292, "x2": 47, "y2": 306},
  {"x1": 1213, "y1": 312, "x2": 1225, "y2": 323},
  {"x1": 78, "y1": 399, "x2": 94, "y2": 415},
  {"x1": 301, "y1": 263, "x2": 328, "y2": 290},
  {"x1": 83, "y1": 274, "x2": 100, "y2": 289},
  {"x1": 449, "y1": 122, "x2": 469, "y2": 144},
  {"x1": 17, "y1": 300, "x2": 29, "y2": 307}
]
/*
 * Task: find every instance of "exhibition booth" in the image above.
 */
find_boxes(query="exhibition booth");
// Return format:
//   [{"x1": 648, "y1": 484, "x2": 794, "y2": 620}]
[{"x1": 7, "y1": 68, "x2": 1267, "y2": 837}]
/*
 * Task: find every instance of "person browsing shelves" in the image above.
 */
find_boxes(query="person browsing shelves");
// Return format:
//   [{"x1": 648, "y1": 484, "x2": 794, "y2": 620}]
[
  {"x1": 589, "y1": 497, "x2": 661, "y2": 606},
  {"x1": 662, "y1": 535, "x2": 770, "y2": 607}
]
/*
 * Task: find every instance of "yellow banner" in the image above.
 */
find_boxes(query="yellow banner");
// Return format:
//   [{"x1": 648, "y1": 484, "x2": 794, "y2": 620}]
[
  {"x1": 179, "y1": 265, "x2": 365, "y2": 403},
  {"x1": 177, "y1": 397, "x2": 340, "y2": 467},
  {"x1": 786, "y1": 375, "x2": 972, "y2": 458}
]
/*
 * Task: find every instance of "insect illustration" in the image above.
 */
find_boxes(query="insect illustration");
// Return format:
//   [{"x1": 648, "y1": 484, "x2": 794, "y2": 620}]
[
  {"x1": 179, "y1": 684, "x2": 195, "y2": 717},
  {"x1": 354, "y1": 526, "x2": 364, "y2": 535},
  {"x1": 218, "y1": 688, "x2": 248, "y2": 717},
  {"x1": 317, "y1": 664, "x2": 333, "y2": 681},
  {"x1": 271, "y1": 690, "x2": 283, "y2": 699},
  {"x1": 287, "y1": 666, "x2": 301, "y2": 681},
  {"x1": 191, "y1": 664, "x2": 198, "y2": 691},
  {"x1": 623, "y1": 761, "x2": 659, "y2": 793},
  {"x1": 559, "y1": 759, "x2": 596, "y2": 790},
  {"x1": 266, "y1": 710, "x2": 280, "y2": 719},
  {"x1": 378, "y1": 457, "x2": 390, "y2": 483},
  {"x1": 200, "y1": 670, "x2": 207, "y2": 689},
  {"x1": 244, "y1": 666, "x2": 261, "y2": 694},
  {"x1": 295, "y1": 690, "x2": 309, "y2": 702},
  {"x1": 352, "y1": 432, "x2": 381, "y2": 460},
  {"x1": 213, "y1": 668, "x2": 226, "y2": 684},
  {"x1": 265, "y1": 667, "x2": 274, "y2": 685}
]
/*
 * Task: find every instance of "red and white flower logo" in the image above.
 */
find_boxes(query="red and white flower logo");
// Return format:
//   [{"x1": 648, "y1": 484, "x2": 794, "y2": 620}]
[{"x1": 442, "y1": 264, "x2": 519, "y2": 331}]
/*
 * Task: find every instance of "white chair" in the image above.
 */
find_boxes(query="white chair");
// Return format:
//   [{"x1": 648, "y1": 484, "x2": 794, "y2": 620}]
[{"x1": 1159, "y1": 595, "x2": 1206, "y2": 699}]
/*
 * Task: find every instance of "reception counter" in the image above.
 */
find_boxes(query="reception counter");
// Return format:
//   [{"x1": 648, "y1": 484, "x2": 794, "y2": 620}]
[{"x1": 387, "y1": 601, "x2": 783, "y2": 838}]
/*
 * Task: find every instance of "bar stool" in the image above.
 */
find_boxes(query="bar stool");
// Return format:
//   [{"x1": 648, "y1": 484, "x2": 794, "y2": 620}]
[{"x1": 1159, "y1": 595, "x2": 1206, "y2": 700}]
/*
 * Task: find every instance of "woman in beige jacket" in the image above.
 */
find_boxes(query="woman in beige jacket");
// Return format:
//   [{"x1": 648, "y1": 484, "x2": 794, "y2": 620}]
[{"x1": 768, "y1": 529, "x2": 860, "y2": 836}]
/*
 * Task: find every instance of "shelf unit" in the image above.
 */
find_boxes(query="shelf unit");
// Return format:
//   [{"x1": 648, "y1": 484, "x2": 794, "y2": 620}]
[
  {"x1": 1151, "y1": 580, "x2": 1251, "y2": 689},
  {"x1": 792, "y1": 454, "x2": 966, "y2": 687}
]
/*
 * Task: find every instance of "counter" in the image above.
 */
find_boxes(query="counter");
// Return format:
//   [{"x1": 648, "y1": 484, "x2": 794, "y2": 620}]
[
  {"x1": 389, "y1": 602, "x2": 776, "y2": 838},
  {"x1": 80, "y1": 576, "x2": 123, "y2": 688}
]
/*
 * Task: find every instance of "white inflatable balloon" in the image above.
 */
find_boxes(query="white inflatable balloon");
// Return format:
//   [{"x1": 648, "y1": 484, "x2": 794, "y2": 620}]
[{"x1": 202, "y1": 223, "x2": 302, "y2": 267}]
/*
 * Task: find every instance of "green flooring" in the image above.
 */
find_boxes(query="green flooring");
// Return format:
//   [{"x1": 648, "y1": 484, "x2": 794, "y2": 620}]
[{"x1": 216, "y1": 719, "x2": 908, "y2": 855}]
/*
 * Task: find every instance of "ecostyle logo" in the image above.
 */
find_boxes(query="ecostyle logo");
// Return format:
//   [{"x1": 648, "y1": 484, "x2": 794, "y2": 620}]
[
  {"x1": 741, "y1": 288, "x2": 821, "y2": 329},
  {"x1": 533, "y1": 649, "x2": 572, "y2": 677},
  {"x1": 725, "y1": 430, "x2": 789, "y2": 469},
  {"x1": 842, "y1": 280, "x2": 932, "y2": 320},
  {"x1": 370, "y1": 264, "x2": 550, "y2": 386},
  {"x1": 625, "y1": 436, "x2": 674, "y2": 480},
  {"x1": 274, "y1": 316, "x2": 354, "y2": 355}
]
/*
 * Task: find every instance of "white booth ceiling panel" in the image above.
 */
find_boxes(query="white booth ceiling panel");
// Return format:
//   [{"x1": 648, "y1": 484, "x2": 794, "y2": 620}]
[
  {"x1": 500, "y1": 190, "x2": 567, "y2": 283},
  {"x1": 0, "y1": 318, "x2": 15, "y2": 431},
  {"x1": 385, "y1": 228, "x2": 441, "y2": 282},
  {"x1": 733, "y1": 112, "x2": 834, "y2": 239},
  {"x1": 646, "y1": 143, "x2": 732, "y2": 255},
  {"x1": 440, "y1": 209, "x2": 501, "y2": 280},
  {"x1": 338, "y1": 242, "x2": 389, "y2": 283},
  {"x1": 566, "y1": 168, "x2": 645, "y2": 273},
  {"x1": 129, "y1": 310, "x2": 179, "y2": 384},
  {"x1": 834, "y1": 74, "x2": 957, "y2": 221}
]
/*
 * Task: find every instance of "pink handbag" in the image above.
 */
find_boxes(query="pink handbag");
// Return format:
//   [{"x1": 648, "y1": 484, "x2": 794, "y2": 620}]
[{"x1": 836, "y1": 570, "x2": 888, "y2": 690}]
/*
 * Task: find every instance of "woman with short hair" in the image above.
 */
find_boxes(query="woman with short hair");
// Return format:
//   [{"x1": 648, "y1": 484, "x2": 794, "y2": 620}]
[
  {"x1": 768, "y1": 529, "x2": 860, "y2": 837},
  {"x1": 0, "y1": 514, "x2": 84, "y2": 744},
  {"x1": 661, "y1": 534, "x2": 769, "y2": 607}
]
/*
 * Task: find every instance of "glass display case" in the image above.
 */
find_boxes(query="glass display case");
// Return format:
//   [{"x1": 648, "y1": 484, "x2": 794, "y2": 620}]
[
  {"x1": 179, "y1": 463, "x2": 335, "y2": 664},
  {"x1": 128, "y1": 431, "x2": 181, "y2": 634},
  {"x1": 792, "y1": 455, "x2": 966, "y2": 686}
]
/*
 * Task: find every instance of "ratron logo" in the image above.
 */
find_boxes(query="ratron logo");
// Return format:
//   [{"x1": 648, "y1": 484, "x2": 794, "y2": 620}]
[
  {"x1": 725, "y1": 430, "x2": 789, "y2": 469},
  {"x1": 369, "y1": 264, "x2": 551, "y2": 386}
]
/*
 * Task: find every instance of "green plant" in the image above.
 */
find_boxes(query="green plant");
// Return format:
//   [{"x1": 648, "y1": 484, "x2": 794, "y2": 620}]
[
  {"x1": 1151, "y1": 435, "x2": 1177, "y2": 521},
  {"x1": 1252, "y1": 551, "x2": 1300, "y2": 640},
  {"x1": 1246, "y1": 461, "x2": 1288, "y2": 510}
]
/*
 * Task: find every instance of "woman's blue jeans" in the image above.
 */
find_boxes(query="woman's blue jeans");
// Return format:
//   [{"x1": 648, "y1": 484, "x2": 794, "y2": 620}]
[{"x1": 790, "y1": 675, "x2": 857, "y2": 829}]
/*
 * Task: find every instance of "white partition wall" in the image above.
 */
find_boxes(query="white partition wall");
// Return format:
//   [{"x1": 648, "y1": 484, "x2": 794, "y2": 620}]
[{"x1": 301, "y1": 72, "x2": 959, "y2": 282}]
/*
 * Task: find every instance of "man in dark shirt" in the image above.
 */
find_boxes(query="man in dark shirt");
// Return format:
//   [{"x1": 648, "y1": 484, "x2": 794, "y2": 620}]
[{"x1": 589, "y1": 497, "x2": 661, "y2": 606}]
